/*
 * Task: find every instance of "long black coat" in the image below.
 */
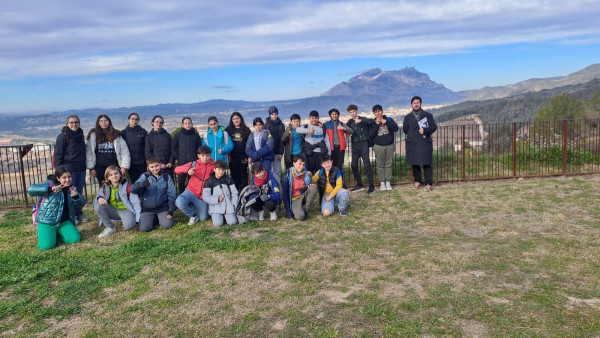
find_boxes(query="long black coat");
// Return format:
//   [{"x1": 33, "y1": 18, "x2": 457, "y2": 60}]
[{"x1": 403, "y1": 110, "x2": 437, "y2": 165}]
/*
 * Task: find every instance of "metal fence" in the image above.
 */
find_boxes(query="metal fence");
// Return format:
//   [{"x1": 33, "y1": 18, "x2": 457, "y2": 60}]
[{"x1": 2, "y1": 118, "x2": 599, "y2": 209}]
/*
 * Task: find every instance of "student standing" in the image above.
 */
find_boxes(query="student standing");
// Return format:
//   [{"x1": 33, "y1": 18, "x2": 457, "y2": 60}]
[
  {"x1": 145, "y1": 115, "x2": 173, "y2": 178},
  {"x1": 203, "y1": 116, "x2": 233, "y2": 164},
  {"x1": 369, "y1": 105, "x2": 399, "y2": 191},
  {"x1": 172, "y1": 117, "x2": 203, "y2": 193},
  {"x1": 86, "y1": 114, "x2": 131, "y2": 187},
  {"x1": 264, "y1": 106, "x2": 285, "y2": 187},
  {"x1": 225, "y1": 112, "x2": 252, "y2": 192},
  {"x1": 346, "y1": 104, "x2": 375, "y2": 194},
  {"x1": 282, "y1": 114, "x2": 304, "y2": 170},
  {"x1": 246, "y1": 117, "x2": 274, "y2": 172},
  {"x1": 323, "y1": 108, "x2": 353, "y2": 172},
  {"x1": 121, "y1": 113, "x2": 147, "y2": 184},
  {"x1": 403, "y1": 96, "x2": 438, "y2": 191},
  {"x1": 296, "y1": 111, "x2": 330, "y2": 173}
]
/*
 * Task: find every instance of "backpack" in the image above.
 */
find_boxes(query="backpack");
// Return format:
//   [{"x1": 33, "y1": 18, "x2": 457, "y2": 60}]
[{"x1": 32, "y1": 182, "x2": 53, "y2": 226}]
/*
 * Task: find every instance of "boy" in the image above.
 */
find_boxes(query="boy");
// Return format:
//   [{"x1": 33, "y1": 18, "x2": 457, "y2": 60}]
[
  {"x1": 203, "y1": 160, "x2": 238, "y2": 227},
  {"x1": 345, "y1": 104, "x2": 375, "y2": 194},
  {"x1": 312, "y1": 154, "x2": 349, "y2": 216},
  {"x1": 296, "y1": 110, "x2": 330, "y2": 173},
  {"x1": 174, "y1": 145, "x2": 215, "y2": 224},
  {"x1": 264, "y1": 106, "x2": 285, "y2": 187},
  {"x1": 282, "y1": 154, "x2": 317, "y2": 221},
  {"x1": 323, "y1": 108, "x2": 353, "y2": 172},
  {"x1": 282, "y1": 114, "x2": 304, "y2": 170},
  {"x1": 131, "y1": 155, "x2": 177, "y2": 232},
  {"x1": 246, "y1": 117, "x2": 275, "y2": 173},
  {"x1": 369, "y1": 104, "x2": 399, "y2": 191},
  {"x1": 250, "y1": 162, "x2": 281, "y2": 221}
]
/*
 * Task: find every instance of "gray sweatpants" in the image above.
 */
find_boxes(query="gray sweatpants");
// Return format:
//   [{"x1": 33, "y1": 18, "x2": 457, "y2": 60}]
[
  {"x1": 211, "y1": 213, "x2": 238, "y2": 227},
  {"x1": 373, "y1": 143, "x2": 395, "y2": 183},
  {"x1": 94, "y1": 204, "x2": 136, "y2": 230}
]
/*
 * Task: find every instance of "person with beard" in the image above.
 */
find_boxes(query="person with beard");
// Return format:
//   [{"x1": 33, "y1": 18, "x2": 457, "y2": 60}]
[
  {"x1": 403, "y1": 96, "x2": 438, "y2": 191},
  {"x1": 171, "y1": 117, "x2": 203, "y2": 193},
  {"x1": 121, "y1": 113, "x2": 147, "y2": 184},
  {"x1": 225, "y1": 112, "x2": 251, "y2": 192},
  {"x1": 86, "y1": 114, "x2": 131, "y2": 188},
  {"x1": 145, "y1": 115, "x2": 174, "y2": 179},
  {"x1": 54, "y1": 114, "x2": 90, "y2": 225},
  {"x1": 264, "y1": 106, "x2": 285, "y2": 187}
]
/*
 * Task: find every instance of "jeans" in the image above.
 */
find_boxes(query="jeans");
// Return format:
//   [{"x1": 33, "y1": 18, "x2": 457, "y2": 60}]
[
  {"x1": 139, "y1": 211, "x2": 174, "y2": 232},
  {"x1": 175, "y1": 189, "x2": 209, "y2": 221},
  {"x1": 321, "y1": 189, "x2": 349, "y2": 215},
  {"x1": 70, "y1": 171, "x2": 86, "y2": 216}
]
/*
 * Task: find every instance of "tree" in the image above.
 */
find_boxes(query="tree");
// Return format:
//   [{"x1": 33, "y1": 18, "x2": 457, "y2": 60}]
[{"x1": 535, "y1": 92, "x2": 585, "y2": 121}]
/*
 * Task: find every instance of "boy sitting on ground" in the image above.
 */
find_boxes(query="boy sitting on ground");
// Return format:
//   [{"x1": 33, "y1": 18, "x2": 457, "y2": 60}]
[
  {"x1": 282, "y1": 154, "x2": 317, "y2": 221},
  {"x1": 312, "y1": 154, "x2": 349, "y2": 217}
]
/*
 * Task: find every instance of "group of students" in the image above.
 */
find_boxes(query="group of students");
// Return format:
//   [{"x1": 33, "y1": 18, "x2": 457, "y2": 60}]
[{"x1": 29, "y1": 96, "x2": 437, "y2": 250}]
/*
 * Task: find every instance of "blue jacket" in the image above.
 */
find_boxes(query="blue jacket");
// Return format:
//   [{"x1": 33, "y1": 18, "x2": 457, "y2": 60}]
[
  {"x1": 251, "y1": 169, "x2": 281, "y2": 202},
  {"x1": 94, "y1": 179, "x2": 142, "y2": 224},
  {"x1": 131, "y1": 171, "x2": 177, "y2": 215},
  {"x1": 28, "y1": 176, "x2": 86, "y2": 226},
  {"x1": 245, "y1": 130, "x2": 275, "y2": 162},
  {"x1": 281, "y1": 167, "x2": 312, "y2": 218},
  {"x1": 203, "y1": 126, "x2": 233, "y2": 163}
]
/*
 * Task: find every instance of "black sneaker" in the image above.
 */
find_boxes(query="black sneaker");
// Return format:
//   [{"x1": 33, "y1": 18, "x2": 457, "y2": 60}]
[
  {"x1": 350, "y1": 185, "x2": 364, "y2": 192},
  {"x1": 367, "y1": 184, "x2": 375, "y2": 194}
]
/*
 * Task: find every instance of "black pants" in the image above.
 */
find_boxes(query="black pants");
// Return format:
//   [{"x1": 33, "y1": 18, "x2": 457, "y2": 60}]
[
  {"x1": 176, "y1": 173, "x2": 188, "y2": 194},
  {"x1": 412, "y1": 165, "x2": 433, "y2": 185},
  {"x1": 305, "y1": 151, "x2": 322, "y2": 174},
  {"x1": 230, "y1": 159, "x2": 249, "y2": 193},
  {"x1": 128, "y1": 163, "x2": 147, "y2": 184},
  {"x1": 351, "y1": 141, "x2": 374, "y2": 185},
  {"x1": 331, "y1": 145, "x2": 345, "y2": 171},
  {"x1": 252, "y1": 198, "x2": 277, "y2": 212}
]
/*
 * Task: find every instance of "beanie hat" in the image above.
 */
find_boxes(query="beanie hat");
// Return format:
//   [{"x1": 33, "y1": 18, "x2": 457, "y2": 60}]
[
  {"x1": 372, "y1": 104, "x2": 383, "y2": 112},
  {"x1": 268, "y1": 106, "x2": 278, "y2": 115}
]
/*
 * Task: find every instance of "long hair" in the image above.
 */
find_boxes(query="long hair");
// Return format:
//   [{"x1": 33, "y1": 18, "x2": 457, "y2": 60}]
[
  {"x1": 103, "y1": 165, "x2": 123, "y2": 188},
  {"x1": 225, "y1": 112, "x2": 250, "y2": 138},
  {"x1": 53, "y1": 165, "x2": 72, "y2": 184},
  {"x1": 87, "y1": 114, "x2": 120, "y2": 143}
]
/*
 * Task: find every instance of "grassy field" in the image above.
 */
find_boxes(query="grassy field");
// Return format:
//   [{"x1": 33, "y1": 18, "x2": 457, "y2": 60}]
[{"x1": 1, "y1": 175, "x2": 599, "y2": 336}]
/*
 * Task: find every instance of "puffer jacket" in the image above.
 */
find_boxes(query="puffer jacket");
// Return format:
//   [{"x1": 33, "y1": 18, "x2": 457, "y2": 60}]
[
  {"x1": 28, "y1": 176, "x2": 86, "y2": 226},
  {"x1": 171, "y1": 128, "x2": 203, "y2": 165},
  {"x1": 145, "y1": 128, "x2": 173, "y2": 165},
  {"x1": 93, "y1": 179, "x2": 142, "y2": 224},
  {"x1": 86, "y1": 132, "x2": 131, "y2": 169},
  {"x1": 202, "y1": 173, "x2": 239, "y2": 216},
  {"x1": 121, "y1": 125, "x2": 147, "y2": 166},
  {"x1": 264, "y1": 117, "x2": 285, "y2": 155},
  {"x1": 174, "y1": 158, "x2": 215, "y2": 199},
  {"x1": 54, "y1": 127, "x2": 87, "y2": 171},
  {"x1": 131, "y1": 170, "x2": 177, "y2": 215},
  {"x1": 245, "y1": 130, "x2": 274, "y2": 162},
  {"x1": 203, "y1": 126, "x2": 233, "y2": 163},
  {"x1": 281, "y1": 167, "x2": 313, "y2": 219}
]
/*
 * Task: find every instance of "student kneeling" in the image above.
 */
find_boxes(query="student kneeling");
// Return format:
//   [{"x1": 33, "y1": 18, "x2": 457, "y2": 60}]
[
  {"x1": 282, "y1": 154, "x2": 317, "y2": 221},
  {"x1": 250, "y1": 162, "x2": 281, "y2": 221},
  {"x1": 312, "y1": 154, "x2": 349, "y2": 216},
  {"x1": 202, "y1": 160, "x2": 238, "y2": 227}
]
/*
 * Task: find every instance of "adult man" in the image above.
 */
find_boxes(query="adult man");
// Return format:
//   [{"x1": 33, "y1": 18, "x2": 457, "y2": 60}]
[
  {"x1": 403, "y1": 96, "x2": 438, "y2": 191},
  {"x1": 346, "y1": 104, "x2": 375, "y2": 194},
  {"x1": 264, "y1": 106, "x2": 285, "y2": 187}
]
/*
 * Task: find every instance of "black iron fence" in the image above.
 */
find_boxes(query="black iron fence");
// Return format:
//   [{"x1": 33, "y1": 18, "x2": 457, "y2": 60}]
[{"x1": 2, "y1": 118, "x2": 599, "y2": 209}]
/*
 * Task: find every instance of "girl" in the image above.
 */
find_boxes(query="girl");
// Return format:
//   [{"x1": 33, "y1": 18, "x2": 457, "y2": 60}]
[
  {"x1": 145, "y1": 115, "x2": 174, "y2": 178},
  {"x1": 245, "y1": 117, "x2": 274, "y2": 172},
  {"x1": 121, "y1": 113, "x2": 148, "y2": 184},
  {"x1": 225, "y1": 112, "x2": 251, "y2": 192},
  {"x1": 93, "y1": 165, "x2": 142, "y2": 237},
  {"x1": 203, "y1": 160, "x2": 238, "y2": 227},
  {"x1": 203, "y1": 116, "x2": 233, "y2": 164},
  {"x1": 86, "y1": 114, "x2": 131, "y2": 186},
  {"x1": 28, "y1": 166, "x2": 86, "y2": 250},
  {"x1": 54, "y1": 114, "x2": 90, "y2": 225},
  {"x1": 171, "y1": 117, "x2": 203, "y2": 193}
]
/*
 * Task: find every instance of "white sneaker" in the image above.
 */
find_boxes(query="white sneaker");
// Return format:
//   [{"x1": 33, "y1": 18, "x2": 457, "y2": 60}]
[
  {"x1": 258, "y1": 210, "x2": 265, "y2": 221},
  {"x1": 98, "y1": 227, "x2": 116, "y2": 238},
  {"x1": 386, "y1": 182, "x2": 393, "y2": 190},
  {"x1": 188, "y1": 216, "x2": 198, "y2": 225},
  {"x1": 270, "y1": 211, "x2": 278, "y2": 221},
  {"x1": 380, "y1": 182, "x2": 386, "y2": 191}
]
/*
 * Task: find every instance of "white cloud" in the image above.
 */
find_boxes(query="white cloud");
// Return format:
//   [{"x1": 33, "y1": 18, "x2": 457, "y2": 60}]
[{"x1": 1, "y1": 0, "x2": 600, "y2": 78}]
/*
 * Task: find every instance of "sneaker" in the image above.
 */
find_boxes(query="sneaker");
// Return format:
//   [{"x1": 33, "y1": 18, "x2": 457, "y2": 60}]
[
  {"x1": 188, "y1": 216, "x2": 198, "y2": 225},
  {"x1": 270, "y1": 211, "x2": 278, "y2": 221},
  {"x1": 98, "y1": 227, "x2": 116, "y2": 238},
  {"x1": 385, "y1": 182, "x2": 393, "y2": 190},
  {"x1": 424, "y1": 184, "x2": 432, "y2": 191},
  {"x1": 339, "y1": 209, "x2": 348, "y2": 216},
  {"x1": 412, "y1": 182, "x2": 422, "y2": 190},
  {"x1": 380, "y1": 182, "x2": 386, "y2": 191},
  {"x1": 367, "y1": 184, "x2": 375, "y2": 194},
  {"x1": 78, "y1": 215, "x2": 91, "y2": 223},
  {"x1": 350, "y1": 185, "x2": 364, "y2": 192},
  {"x1": 258, "y1": 210, "x2": 265, "y2": 221}
]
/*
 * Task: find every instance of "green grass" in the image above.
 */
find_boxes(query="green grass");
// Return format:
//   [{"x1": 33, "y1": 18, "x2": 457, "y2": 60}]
[{"x1": 1, "y1": 175, "x2": 600, "y2": 335}]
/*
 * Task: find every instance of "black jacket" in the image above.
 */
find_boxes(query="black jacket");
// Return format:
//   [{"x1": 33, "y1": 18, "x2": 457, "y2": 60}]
[
  {"x1": 369, "y1": 115, "x2": 399, "y2": 146},
  {"x1": 145, "y1": 128, "x2": 173, "y2": 165},
  {"x1": 264, "y1": 117, "x2": 285, "y2": 155},
  {"x1": 171, "y1": 128, "x2": 203, "y2": 165},
  {"x1": 122, "y1": 125, "x2": 148, "y2": 166},
  {"x1": 54, "y1": 127, "x2": 86, "y2": 171}
]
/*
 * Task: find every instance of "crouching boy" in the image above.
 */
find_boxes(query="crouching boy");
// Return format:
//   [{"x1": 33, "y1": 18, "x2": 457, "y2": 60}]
[
  {"x1": 282, "y1": 154, "x2": 317, "y2": 221},
  {"x1": 250, "y1": 162, "x2": 281, "y2": 221},
  {"x1": 175, "y1": 145, "x2": 215, "y2": 225},
  {"x1": 312, "y1": 154, "x2": 349, "y2": 216},
  {"x1": 131, "y1": 155, "x2": 177, "y2": 232},
  {"x1": 202, "y1": 160, "x2": 239, "y2": 227}
]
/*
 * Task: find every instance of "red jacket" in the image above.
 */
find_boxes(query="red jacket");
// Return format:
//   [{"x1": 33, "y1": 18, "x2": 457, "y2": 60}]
[{"x1": 174, "y1": 159, "x2": 215, "y2": 198}]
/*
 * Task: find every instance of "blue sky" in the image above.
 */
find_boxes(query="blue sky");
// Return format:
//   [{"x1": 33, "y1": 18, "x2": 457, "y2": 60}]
[{"x1": 1, "y1": 0, "x2": 600, "y2": 114}]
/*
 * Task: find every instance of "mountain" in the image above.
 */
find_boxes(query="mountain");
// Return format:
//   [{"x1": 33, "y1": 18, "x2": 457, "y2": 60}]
[
  {"x1": 321, "y1": 67, "x2": 464, "y2": 104},
  {"x1": 466, "y1": 63, "x2": 600, "y2": 101}
]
